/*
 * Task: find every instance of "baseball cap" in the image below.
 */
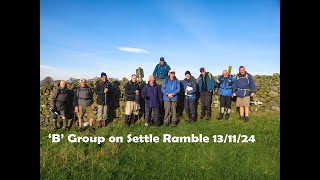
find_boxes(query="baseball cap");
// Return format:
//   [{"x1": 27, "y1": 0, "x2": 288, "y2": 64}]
[
  {"x1": 80, "y1": 78, "x2": 86, "y2": 83},
  {"x1": 185, "y1": 70, "x2": 191, "y2": 75},
  {"x1": 200, "y1": 67, "x2": 205, "y2": 72},
  {"x1": 169, "y1": 69, "x2": 175, "y2": 73},
  {"x1": 160, "y1": 57, "x2": 165, "y2": 61}
]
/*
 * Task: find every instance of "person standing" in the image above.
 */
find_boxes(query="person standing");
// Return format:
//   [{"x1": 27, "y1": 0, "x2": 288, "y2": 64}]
[
  {"x1": 215, "y1": 70, "x2": 235, "y2": 120},
  {"x1": 232, "y1": 66, "x2": 256, "y2": 122},
  {"x1": 74, "y1": 79, "x2": 95, "y2": 132},
  {"x1": 152, "y1": 57, "x2": 171, "y2": 86},
  {"x1": 162, "y1": 69, "x2": 180, "y2": 127},
  {"x1": 181, "y1": 71, "x2": 197, "y2": 123},
  {"x1": 50, "y1": 80, "x2": 73, "y2": 131},
  {"x1": 124, "y1": 74, "x2": 141, "y2": 126},
  {"x1": 95, "y1": 72, "x2": 112, "y2": 128},
  {"x1": 141, "y1": 75, "x2": 163, "y2": 127},
  {"x1": 197, "y1": 67, "x2": 215, "y2": 120}
]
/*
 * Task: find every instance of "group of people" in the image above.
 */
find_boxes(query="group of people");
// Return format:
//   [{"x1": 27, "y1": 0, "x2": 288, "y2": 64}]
[{"x1": 49, "y1": 57, "x2": 256, "y2": 132}]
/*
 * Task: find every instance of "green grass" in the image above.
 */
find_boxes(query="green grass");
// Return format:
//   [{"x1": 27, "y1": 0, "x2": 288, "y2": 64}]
[{"x1": 40, "y1": 112, "x2": 280, "y2": 180}]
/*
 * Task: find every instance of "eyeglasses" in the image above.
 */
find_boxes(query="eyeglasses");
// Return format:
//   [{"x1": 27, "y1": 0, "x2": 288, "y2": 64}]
[{"x1": 170, "y1": 72, "x2": 175, "y2": 74}]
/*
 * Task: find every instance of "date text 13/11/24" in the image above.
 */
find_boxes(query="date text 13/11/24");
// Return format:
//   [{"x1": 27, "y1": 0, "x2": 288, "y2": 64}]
[{"x1": 212, "y1": 134, "x2": 255, "y2": 143}]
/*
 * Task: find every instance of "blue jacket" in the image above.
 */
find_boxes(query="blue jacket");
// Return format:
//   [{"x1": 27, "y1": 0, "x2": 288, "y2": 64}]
[
  {"x1": 197, "y1": 72, "x2": 215, "y2": 92},
  {"x1": 162, "y1": 76, "x2": 180, "y2": 102},
  {"x1": 141, "y1": 82, "x2": 163, "y2": 108},
  {"x1": 232, "y1": 72, "x2": 256, "y2": 98},
  {"x1": 181, "y1": 76, "x2": 197, "y2": 100},
  {"x1": 153, "y1": 62, "x2": 171, "y2": 79},
  {"x1": 215, "y1": 75, "x2": 235, "y2": 97}
]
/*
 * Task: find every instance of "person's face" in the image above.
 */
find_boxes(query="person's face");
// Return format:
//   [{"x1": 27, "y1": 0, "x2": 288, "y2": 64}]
[
  {"x1": 201, "y1": 70, "x2": 206, "y2": 76},
  {"x1": 160, "y1": 61, "x2": 164, "y2": 65},
  {"x1": 149, "y1": 76, "x2": 155, "y2": 83},
  {"x1": 80, "y1": 81, "x2": 86, "y2": 87},
  {"x1": 132, "y1": 76, "x2": 137, "y2": 82},
  {"x1": 239, "y1": 68, "x2": 245, "y2": 75},
  {"x1": 223, "y1": 71, "x2": 228, "y2": 78},
  {"x1": 170, "y1": 72, "x2": 175, "y2": 78},
  {"x1": 101, "y1": 76, "x2": 107, "y2": 82},
  {"x1": 60, "y1": 81, "x2": 66, "y2": 89},
  {"x1": 185, "y1": 74, "x2": 191, "y2": 80}
]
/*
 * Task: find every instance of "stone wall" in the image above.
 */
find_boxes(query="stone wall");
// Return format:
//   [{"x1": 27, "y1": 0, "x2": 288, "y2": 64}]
[{"x1": 40, "y1": 74, "x2": 279, "y2": 127}]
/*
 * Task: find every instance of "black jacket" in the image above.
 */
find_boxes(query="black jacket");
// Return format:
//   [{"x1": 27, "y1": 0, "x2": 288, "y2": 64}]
[
  {"x1": 50, "y1": 83, "x2": 73, "y2": 111},
  {"x1": 124, "y1": 80, "x2": 140, "y2": 101},
  {"x1": 95, "y1": 80, "x2": 112, "y2": 106}
]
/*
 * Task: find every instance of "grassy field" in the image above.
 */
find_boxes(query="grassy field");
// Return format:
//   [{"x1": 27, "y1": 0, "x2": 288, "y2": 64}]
[{"x1": 40, "y1": 112, "x2": 280, "y2": 180}]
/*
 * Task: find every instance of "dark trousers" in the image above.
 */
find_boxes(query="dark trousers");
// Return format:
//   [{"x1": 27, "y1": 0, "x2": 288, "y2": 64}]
[
  {"x1": 145, "y1": 106, "x2": 160, "y2": 126},
  {"x1": 200, "y1": 91, "x2": 212, "y2": 118},
  {"x1": 220, "y1": 95, "x2": 231, "y2": 109},
  {"x1": 184, "y1": 99, "x2": 196, "y2": 121}
]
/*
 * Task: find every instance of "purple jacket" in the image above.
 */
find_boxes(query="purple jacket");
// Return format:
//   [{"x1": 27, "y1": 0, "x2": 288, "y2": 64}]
[{"x1": 141, "y1": 82, "x2": 163, "y2": 108}]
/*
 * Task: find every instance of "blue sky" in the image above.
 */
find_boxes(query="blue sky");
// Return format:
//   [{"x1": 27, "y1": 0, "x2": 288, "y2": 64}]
[{"x1": 40, "y1": 0, "x2": 279, "y2": 80}]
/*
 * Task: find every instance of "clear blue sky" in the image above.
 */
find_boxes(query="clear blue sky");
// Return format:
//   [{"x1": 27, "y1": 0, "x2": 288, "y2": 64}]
[{"x1": 40, "y1": 0, "x2": 279, "y2": 80}]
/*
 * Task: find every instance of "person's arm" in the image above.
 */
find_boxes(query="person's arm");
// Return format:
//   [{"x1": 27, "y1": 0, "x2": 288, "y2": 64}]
[
  {"x1": 232, "y1": 78, "x2": 237, "y2": 93},
  {"x1": 90, "y1": 88, "x2": 94, "y2": 106},
  {"x1": 172, "y1": 80, "x2": 180, "y2": 96},
  {"x1": 73, "y1": 89, "x2": 79, "y2": 107},
  {"x1": 50, "y1": 89, "x2": 58, "y2": 109},
  {"x1": 167, "y1": 64, "x2": 171, "y2": 71},
  {"x1": 208, "y1": 72, "x2": 215, "y2": 91},
  {"x1": 153, "y1": 64, "x2": 158, "y2": 77},
  {"x1": 249, "y1": 75, "x2": 256, "y2": 93},
  {"x1": 215, "y1": 77, "x2": 220, "y2": 91},
  {"x1": 141, "y1": 86, "x2": 146, "y2": 99}
]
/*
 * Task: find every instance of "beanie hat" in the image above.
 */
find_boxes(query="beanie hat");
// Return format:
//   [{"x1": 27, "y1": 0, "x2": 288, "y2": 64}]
[
  {"x1": 101, "y1": 72, "x2": 107, "y2": 78},
  {"x1": 185, "y1": 71, "x2": 191, "y2": 75}
]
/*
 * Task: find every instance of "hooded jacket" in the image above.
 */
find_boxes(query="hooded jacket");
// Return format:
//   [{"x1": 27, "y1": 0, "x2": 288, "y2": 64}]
[
  {"x1": 124, "y1": 80, "x2": 141, "y2": 101},
  {"x1": 197, "y1": 72, "x2": 215, "y2": 92},
  {"x1": 141, "y1": 82, "x2": 163, "y2": 108},
  {"x1": 181, "y1": 76, "x2": 197, "y2": 100},
  {"x1": 50, "y1": 83, "x2": 72, "y2": 111},
  {"x1": 152, "y1": 61, "x2": 171, "y2": 79},
  {"x1": 232, "y1": 72, "x2": 256, "y2": 98},
  {"x1": 215, "y1": 74, "x2": 235, "y2": 97},
  {"x1": 95, "y1": 80, "x2": 112, "y2": 106},
  {"x1": 162, "y1": 76, "x2": 180, "y2": 102}
]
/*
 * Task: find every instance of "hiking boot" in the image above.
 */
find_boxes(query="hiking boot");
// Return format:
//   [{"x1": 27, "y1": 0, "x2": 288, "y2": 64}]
[
  {"x1": 79, "y1": 127, "x2": 84, "y2": 132},
  {"x1": 98, "y1": 120, "x2": 102, "y2": 128},
  {"x1": 88, "y1": 126, "x2": 95, "y2": 131},
  {"x1": 125, "y1": 115, "x2": 131, "y2": 126},
  {"x1": 217, "y1": 113, "x2": 224, "y2": 120},
  {"x1": 239, "y1": 116, "x2": 244, "y2": 120},
  {"x1": 200, "y1": 116, "x2": 204, "y2": 119},
  {"x1": 205, "y1": 117, "x2": 210, "y2": 120},
  {"x1": 172, "y1": 123, "x2": 177, "y2": 127},
  {"x1": 244, "y1": 116, "x2": 249, "y2": 122},
  {"x1": 164, "y1": 123, "x2": 169, "y2": 127},
  {"x1": 225, "y1": 113, "x2": 230, "y2": 120}
]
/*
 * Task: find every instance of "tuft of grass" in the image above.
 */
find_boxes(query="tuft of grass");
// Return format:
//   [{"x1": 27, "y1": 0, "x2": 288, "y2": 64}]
[{"x1": 40, "y1": 112, "x2": 280, "y2": 180}]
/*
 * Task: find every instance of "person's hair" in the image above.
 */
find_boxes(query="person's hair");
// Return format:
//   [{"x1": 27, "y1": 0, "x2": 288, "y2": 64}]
[
  {"x1": 131, "y1": 74, "x2": 137, "y2": 77},
  {"x1": 239, "y1": 66, "x2": 245, "y2": 70},
  {"x1": 149, "y1": 75, "x2": 154, "y2": 79}
]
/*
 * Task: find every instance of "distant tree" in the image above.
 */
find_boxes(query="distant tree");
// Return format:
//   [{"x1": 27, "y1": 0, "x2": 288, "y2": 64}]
[
  {"x1": 41, "y1": 76, "x2": 53, "y2": 86},
  {"x1": 67, "y1": 77, "x2": 77, "y2": 84}
]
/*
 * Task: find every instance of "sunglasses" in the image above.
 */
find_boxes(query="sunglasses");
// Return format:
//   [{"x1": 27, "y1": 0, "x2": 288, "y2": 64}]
[{"x1": 170, "y1": 72, "x2": 175, "y2": 74}]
